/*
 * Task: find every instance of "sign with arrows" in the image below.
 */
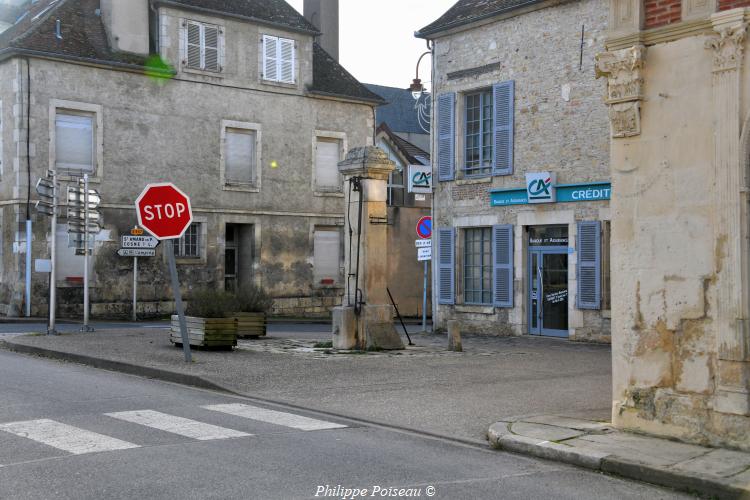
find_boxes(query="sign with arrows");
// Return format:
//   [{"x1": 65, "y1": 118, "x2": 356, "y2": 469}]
[{"x1": 118, "y1": 248, "x2": 156, "y2": 257}]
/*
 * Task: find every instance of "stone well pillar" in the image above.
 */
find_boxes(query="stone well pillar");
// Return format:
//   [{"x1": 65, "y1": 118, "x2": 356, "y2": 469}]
[{"x1": 332, "y1": 147, "x2": 404, "y2": 351}]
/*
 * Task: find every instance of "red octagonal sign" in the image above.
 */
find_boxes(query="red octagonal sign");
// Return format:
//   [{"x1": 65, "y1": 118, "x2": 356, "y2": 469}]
[{"x1": 135, "y1": 183, "x2": 193, "y2": 240}]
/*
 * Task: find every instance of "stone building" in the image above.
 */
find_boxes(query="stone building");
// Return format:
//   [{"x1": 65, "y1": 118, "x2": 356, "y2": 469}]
[
  {"x1": 598, "y1": 0, "x2": 750, "y2": 448},
  {"x1": 0, "y1": 0, "x2": 382, "y2": 318},
  {"x1": 416, "y1": 0, "x2": 612, "y2": 341}
]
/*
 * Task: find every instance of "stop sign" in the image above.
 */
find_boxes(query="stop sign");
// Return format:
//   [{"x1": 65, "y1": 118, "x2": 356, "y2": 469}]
[{"x1": 135, "y1": 183, "x2": 193, "y2": 240}]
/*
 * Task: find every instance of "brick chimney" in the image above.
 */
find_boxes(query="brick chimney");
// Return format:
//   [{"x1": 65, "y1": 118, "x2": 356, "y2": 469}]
[
  {"x1": 303, "y1": 0, "x2": 339, "y2": 61},
  {"x1": 100, "y1": 0, "x2": 150, "y2": 56}
]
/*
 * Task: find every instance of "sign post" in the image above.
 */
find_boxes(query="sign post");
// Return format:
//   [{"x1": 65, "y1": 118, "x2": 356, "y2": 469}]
[
  {"x1": 35, "y1": 172, "x2": 58, "y2": 334},
  {"x1": 135, "y1": 183, "x2": 193, "y2": 362},
  {"x1": 416, "y1": 216, "x2": 432, "y2": 333}
]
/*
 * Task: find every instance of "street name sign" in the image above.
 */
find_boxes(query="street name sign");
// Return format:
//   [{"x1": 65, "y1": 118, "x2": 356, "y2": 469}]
[
  {"x1": 118, "y1": 248, "x2": 156, "y2": 257},
  {"x1": 121, "y1": 235, "x2": 159, "y2": 248}
]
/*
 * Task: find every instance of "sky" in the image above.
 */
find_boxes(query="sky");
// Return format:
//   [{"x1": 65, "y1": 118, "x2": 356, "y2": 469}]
[{"x1": 287, "y1": 0, "x2": 457, "y2": 88}]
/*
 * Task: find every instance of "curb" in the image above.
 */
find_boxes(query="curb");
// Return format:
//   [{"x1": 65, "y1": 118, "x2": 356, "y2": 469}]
[
  {"x1": 0, "y1": 340, "x2": 228, "y2": 393},
  {"x1": 487, "y1": 423, "x2": 749, "y2": 499}
]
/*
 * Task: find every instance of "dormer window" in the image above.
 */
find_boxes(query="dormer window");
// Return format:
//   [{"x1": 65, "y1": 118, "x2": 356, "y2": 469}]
[
  {"x1": 183, "y1": 20, "x2": 222, "y2": 72},
  {"x1": 262, "y1": 35, "x2": 296, "y2": 84}
]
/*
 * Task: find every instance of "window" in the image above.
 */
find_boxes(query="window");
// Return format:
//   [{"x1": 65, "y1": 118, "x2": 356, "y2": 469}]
[
  {"x1": 55, "y1": 112, "x2": 94, "y2": 173},
  {"x1": 314, "y1": 137, "x2": 342, "y2": 191},
  {"x1": 313, "y1": 229, "x2": 340, "y2": 285},
  {"x1": 465, "y1": 90, "x2": 493, "y2": 176},
  {"x1": 262, "y1": 35, "x2": 295, "y2": 84},
  {"x1": 224, "y1": 128, "x2": 257, "y2": 185},
  {"x1": 464, "y1": 227, "x2": 492, "y2": 305},
  {"x1": 184, "y1": 20, "x2": 221, "y2": 72},
  {"x1": 174, "y1": 223, "x2": 201, "y2": 258},
  {"x1": 387, "y1": 168, "x2": 405, "y2": 206}
]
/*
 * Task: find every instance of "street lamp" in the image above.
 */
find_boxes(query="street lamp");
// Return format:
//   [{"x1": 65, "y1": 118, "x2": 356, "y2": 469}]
[{"x1": 410, "y1": 50, "x2": 431, "y2": 100}]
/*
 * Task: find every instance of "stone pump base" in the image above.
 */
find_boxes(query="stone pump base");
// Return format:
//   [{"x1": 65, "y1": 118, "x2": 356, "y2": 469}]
[{"x1": 332, "y1": 305, "x2": 405, "y2": 351}]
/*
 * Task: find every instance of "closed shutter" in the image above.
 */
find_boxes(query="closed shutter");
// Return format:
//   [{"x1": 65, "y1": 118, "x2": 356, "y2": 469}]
[
  {"x1": 225, "y1": 129, "x2": 255, "y2": 184},
  {"x1": 577, "y1": 221, "x2": 601, "y2": 309},
  {"x1": 186, "y1": 21, "x2": 201, "y2": 69},
  {"x1": 437, "y1": 93, "x2": 455, "y2": 182},
  {"x1": 203, "y1": 25, "x2": 220, "y2": 71},
  {"x1": 437, "y1": 228, "x2": 455, "y2": 305},
  {"x1": 492, "y1": 224, "x2": 514, "y2": 307},
  {"x1": 313, "y1": 230, "x2": 340, "y2": 284},
  {"x1": 55, "y1": 113, "x2": 94, "y2": 173},
  {"x1": 279, "y1": 38, "x2": 295, "y2": 84},
  {"x1": 492, "y1": 81, "x2": 515, "y2": 176},
  {"x1": 263, "y1": 35, "x2": 278, "y2": 81},
  {"x1": 315, "y1": 139, "x2": 341, "y2": 190}
]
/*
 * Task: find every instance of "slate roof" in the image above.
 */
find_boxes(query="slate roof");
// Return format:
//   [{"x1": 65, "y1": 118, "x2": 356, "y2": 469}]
[
  {"x1": 365, "y1": 84, "x2": 430, "y2": 135},
  {"x1": 416, "y1": 0, "x2": 546, "y2": 38},
  {"x1": 0, "y1": 0, "x2": 381, "y2": 104},
  {"x1": 377, "y1": 123, "x2": 430, "y2": 165}
]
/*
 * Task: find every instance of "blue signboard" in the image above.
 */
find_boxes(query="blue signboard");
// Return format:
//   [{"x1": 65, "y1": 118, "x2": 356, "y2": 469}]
[{"x1": 490, "y1": 182, "x2": 611, "y2": 207}]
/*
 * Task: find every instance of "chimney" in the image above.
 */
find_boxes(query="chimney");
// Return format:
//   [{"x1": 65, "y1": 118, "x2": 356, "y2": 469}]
[
  {"x1": 100, "y1": 0, "x2": 150, "y2": 56},
  {"x1": 303, "y1": 0, "x2": 339, "y2": 61}
]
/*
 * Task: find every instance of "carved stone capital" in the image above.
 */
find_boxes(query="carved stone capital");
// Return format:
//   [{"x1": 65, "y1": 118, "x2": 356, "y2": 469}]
[
  {"x1": 705, "y1": 22, "x2": 747, "y2": 73},
  {"x1": 596, "y1": 45, "x2": 646, "y2": 138}
]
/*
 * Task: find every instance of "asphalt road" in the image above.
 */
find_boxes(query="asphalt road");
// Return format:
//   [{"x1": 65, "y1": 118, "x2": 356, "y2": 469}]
[{"x1": 0, "y1": 350, "x2": 691, "y2": 500}]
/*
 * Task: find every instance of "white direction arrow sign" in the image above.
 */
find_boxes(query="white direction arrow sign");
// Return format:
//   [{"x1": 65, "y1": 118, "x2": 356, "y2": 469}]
[
  {"x1": 118, "y1": 248, "x2": 156, "y2": 257},
  {"x1": 121, "y1": 236, "x2": 159, "y2": 249}
]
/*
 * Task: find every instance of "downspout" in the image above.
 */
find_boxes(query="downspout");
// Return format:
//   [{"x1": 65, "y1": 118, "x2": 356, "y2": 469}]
[
  {"x1": 24, "y1": 58, "x2": 32, "y2": 317},
  {"x1": 428, "y1": 38, "x2": 436, "y2": 332}
]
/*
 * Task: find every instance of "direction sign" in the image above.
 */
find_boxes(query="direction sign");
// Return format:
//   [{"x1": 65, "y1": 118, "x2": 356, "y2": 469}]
[
  {"x1": 121, "y1": 235, "x2": 159, "y2": 249},
  {"x1": 118, "y1": 248, "x2": 156, "y2": 257},
  {"x1": 35, "y1": 200, "x2": 56, "y2": 217},
  {"x1": 35, "y1": 177, "x2": 54, "y2": 199},
  {"x1": 67, "y1": 187, "x2": 101, "y2": 207},
  {"x1": 418, "y1": 247, "x2": 432, "y2": 261},
  {"x1": 415, "y1": 239, "x2": 431, "y2": 248},
  {"x1": 416, "y1": 216, "x2": 432, "y2": 239},
  {"x1": 135, "y1": 183, "x2": 193, "y2": 240}
]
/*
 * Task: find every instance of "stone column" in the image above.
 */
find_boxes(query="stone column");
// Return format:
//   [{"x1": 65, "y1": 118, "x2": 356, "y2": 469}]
[
  {"x1": 705, "y1": 11, "x2": 750, "y2": 417},
  {"x1": 331, "y1": 147, "x2": 405, "y2": 351}
]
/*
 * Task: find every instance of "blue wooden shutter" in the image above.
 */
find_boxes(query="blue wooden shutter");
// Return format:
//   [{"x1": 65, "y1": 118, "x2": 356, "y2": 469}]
[
  {"x1": 577, "y1": 221, "x2": 601, "y2": 310},
  {"x1": 437, "y1": 93, "x2": 455, "y2": 182},
  {"x1": 492, "y1": 81, "x2": 514, "y2": 176},
  {"x1": 493, "y1": 224, "x2": 514, "y2": 307},
  {"x1": 437, "y1": 228, "x2": 455, "y2": 305}
]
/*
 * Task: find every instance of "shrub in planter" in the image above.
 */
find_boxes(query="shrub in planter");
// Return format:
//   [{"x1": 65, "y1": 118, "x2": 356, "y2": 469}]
[
  {"x1": 234, "y1": 285, "x2": 273, "y2": 338},
  {"x1": 170, "y1": 289, "x2": 239, "y2": 348}
]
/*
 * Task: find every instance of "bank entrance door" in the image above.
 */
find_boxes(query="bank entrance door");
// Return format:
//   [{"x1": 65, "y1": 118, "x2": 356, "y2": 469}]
[{"x1": 528, "y1": 226, "x2": 569, "y2": 338}]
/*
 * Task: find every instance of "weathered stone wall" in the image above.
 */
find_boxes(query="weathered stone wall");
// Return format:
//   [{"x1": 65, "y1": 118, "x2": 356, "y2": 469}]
[
  {"x1": 430, "y1": 0, "x2": 611, "y2": 340},
  {"x1": 0, "y1": 41, "x2": 372, "y2": 318},
  {"x1": 604, "y1": 10, "x2": 750, "y2": 450}
]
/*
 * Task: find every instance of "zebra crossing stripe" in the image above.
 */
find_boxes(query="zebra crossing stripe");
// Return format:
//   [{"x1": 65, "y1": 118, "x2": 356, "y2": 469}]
[
  {"x1": 202, "y1": 404, "x2": 347, "y2": 431},
  {"x1": 105, "y1": 410, "x2": 251, "y2": 441},
  {"x1": 0, "y1": 419, "x2": 139, "y2": 455}
]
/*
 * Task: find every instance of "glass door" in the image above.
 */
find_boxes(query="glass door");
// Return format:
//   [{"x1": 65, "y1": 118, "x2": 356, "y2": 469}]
[{"x1": 528, "y1": 249, "x2": 569, "y2": 337}]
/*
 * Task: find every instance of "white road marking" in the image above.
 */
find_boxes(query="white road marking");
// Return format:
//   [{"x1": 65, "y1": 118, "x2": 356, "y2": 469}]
[
  {"x1": 0, "y1": 419, "x2": 139, "y2": 455},
  {"x1": 202, "y1": 404, "x2": 347, "y2": 431},
  {"x1": 105, "y1": 410, "x2": 251, "y2": 441}
]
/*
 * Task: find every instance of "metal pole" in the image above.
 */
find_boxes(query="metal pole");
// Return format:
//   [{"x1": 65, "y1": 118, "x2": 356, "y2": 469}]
[
  {"x1": 48, "y1": 170, "x2": 57, "y2": 335},
  {"x1": 82, "y1": 174, "x2": 91, "y2": 332},
  {"x1": 132, "y1": 256, "x2": 138, "y2": 322},
  {"x1": 25, "y1": 219, "x2": 32, "y2": 317},
  {"x1": 422, "y1": 260, "x2": 428, "y2": 332},
  {"x1": 166, "y1": 239, "x2": 191, "y2": 362}
]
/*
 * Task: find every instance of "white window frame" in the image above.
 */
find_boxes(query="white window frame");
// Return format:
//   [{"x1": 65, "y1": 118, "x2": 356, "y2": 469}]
[
  {"x1": 180, "y1": 19, "x2": 224, "y2": 74},
  {"x1": 312, "y1": 130, "x2": 347, "y2": 197},
  {"x1": 173, "y1": 219, "x2": 207, "y2": 265},
  {"x1": 220, "y1": 120, "x2": 262, "y2": 193},
  {"x1": 49, "y1": 100, "x2": 103, "y2": 182},
  {"x1": 261, "y1": 34, "x2": 297, "y2": 84}
]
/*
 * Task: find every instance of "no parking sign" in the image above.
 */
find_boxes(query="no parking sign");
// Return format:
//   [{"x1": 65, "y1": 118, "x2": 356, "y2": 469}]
[{"x1": 416, "y1": 216, "x2": 432, "y2": 239}]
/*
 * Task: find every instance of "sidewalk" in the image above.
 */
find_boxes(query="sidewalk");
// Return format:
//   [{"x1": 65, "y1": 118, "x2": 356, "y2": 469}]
[{"x1": 488, "y1": 417, "x2": 750, "y2": 498}]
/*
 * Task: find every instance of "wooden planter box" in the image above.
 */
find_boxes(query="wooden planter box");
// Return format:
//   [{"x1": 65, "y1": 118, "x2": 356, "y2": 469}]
[
  {"x1": 170, "y1": 315, "x2": 237, "y2": 348},
  {"x1": 234, "y1": 312, "x2": 267, "y2": 338}
]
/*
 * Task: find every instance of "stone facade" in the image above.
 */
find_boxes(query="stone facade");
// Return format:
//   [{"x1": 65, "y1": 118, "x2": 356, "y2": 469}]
[
  {"x1": 0, "y1": 3, "x2": 376, "y2": 318},
  {"x1": 424, "y1": 0, "x2": 612, "y2": 342},
  {"x1": 601, "y1": 0, "x2": 750, "y2": 449}
]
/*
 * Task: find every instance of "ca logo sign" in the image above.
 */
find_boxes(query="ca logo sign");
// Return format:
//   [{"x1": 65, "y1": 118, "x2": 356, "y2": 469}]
[
  {"x1": 412, "y1": 171, "x2": 432, "y2": 187},
  {"x1": 528, "y1": 178, "x2": 552, "y2": 198},
  {"x1": 525, "y1": 172, "x2": 557, "y2": 204}
]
